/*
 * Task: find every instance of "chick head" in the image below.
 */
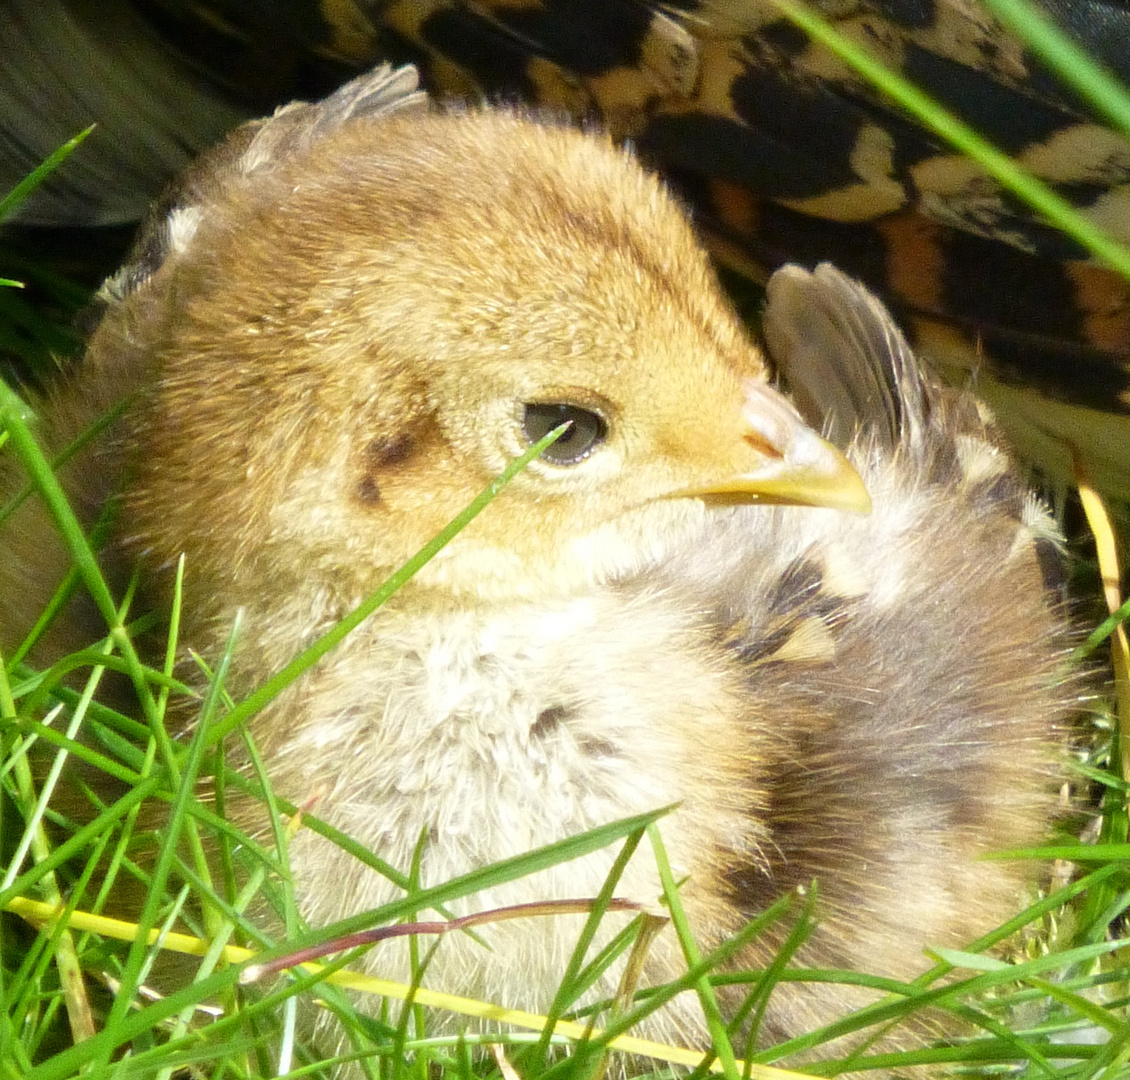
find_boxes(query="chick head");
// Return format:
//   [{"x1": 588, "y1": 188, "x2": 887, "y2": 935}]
[{"x1": 86, "y1": 106, "x2": 867, "y2": 630}]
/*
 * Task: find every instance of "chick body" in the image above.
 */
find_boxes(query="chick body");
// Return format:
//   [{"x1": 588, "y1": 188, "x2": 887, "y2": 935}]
[{"x1": 1, "y1": 66, "x2": 1071, "y2": 1069}]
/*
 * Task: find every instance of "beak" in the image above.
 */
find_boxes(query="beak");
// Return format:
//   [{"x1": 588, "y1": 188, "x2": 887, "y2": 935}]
[{"x1": 672, "y1": 381, "x2": 872, "y2": 514}]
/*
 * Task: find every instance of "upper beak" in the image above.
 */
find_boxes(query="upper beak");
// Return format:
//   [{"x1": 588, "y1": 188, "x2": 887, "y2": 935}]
[{"x1": 673, "y1": 381, "x2": 872, "y2": 514}]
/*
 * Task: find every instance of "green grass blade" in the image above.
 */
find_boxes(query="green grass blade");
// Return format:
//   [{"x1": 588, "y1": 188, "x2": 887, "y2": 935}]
[
  {"x1": 205, "y1": 422, "x2": 568, "y2": 746},
  {"x1": 980, "y1": 0, "x2": 1130, "y2": 139},
  {"x1": 772, "y1": 0, "x2": 1130, "y2": 279},
  {"x1": 0, "y1": 128, "x2": 94, "y2": 223}
]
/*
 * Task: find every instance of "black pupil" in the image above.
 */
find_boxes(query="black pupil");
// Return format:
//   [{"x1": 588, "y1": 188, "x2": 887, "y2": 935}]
[{"x1": 523, "y1": 403, "x2": 607, "y2": 464}]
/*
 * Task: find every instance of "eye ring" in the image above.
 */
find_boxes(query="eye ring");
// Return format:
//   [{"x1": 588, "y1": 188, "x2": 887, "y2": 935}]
[{"x1": 522, "y1": 402, "x2": 608, "y2": 465}]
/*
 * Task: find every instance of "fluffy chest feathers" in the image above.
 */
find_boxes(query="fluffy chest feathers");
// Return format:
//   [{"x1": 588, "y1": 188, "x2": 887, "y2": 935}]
[
  {"x1": 263, "y1": 594, "x2": 746, "y2": 850},
  {"x1": 265, "y1": 587, "x2": 732, "y2": 822},
  {"x1": 237, "y1": 588, "x2": 759, "y2": 1026}
]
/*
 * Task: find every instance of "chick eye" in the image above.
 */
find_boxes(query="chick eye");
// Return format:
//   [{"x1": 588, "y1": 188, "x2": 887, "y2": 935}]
[{"x1": 522, "y1": 403, "x2": 608, "y2": 465}]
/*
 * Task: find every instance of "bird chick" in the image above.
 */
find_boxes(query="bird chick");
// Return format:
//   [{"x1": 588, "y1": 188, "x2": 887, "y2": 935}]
[{"x1": 0, "y1": 65, "x2": 1069, "y2": 1070}]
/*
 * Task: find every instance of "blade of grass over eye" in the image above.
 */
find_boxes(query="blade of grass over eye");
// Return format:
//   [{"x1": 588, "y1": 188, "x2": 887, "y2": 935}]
[
  {"x1": 770, "y1": 0, "x2": 1130, "y2": 280},
  {"x1": 979, "y1": 0, "x2": 1130, "y2": 139},
  {"x1": 205, "y1": 422, "x2": 569, "y2": 746},
  {"x1": 0, "y1": 127, "x2": 94, "y2": 222}
]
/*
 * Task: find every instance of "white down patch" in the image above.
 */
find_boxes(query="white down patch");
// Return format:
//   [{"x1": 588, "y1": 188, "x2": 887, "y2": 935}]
[{"x1": 259, "y1": 589, "x2": 743, "y2": 1033}]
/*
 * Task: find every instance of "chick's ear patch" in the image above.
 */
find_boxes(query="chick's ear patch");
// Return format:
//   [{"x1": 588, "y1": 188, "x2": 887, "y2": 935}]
[
  {"x1": 349, "y1": 418, "x2": 446, "y2": 513},
  {"x1": 367, "y1": 430, "x2": 418, "y2": 468}
]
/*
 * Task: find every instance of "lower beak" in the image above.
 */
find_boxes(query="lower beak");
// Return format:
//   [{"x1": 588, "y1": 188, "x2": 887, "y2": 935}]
[{"x1": 673, "y1": 381, "x2": 872, "y2": 514}]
